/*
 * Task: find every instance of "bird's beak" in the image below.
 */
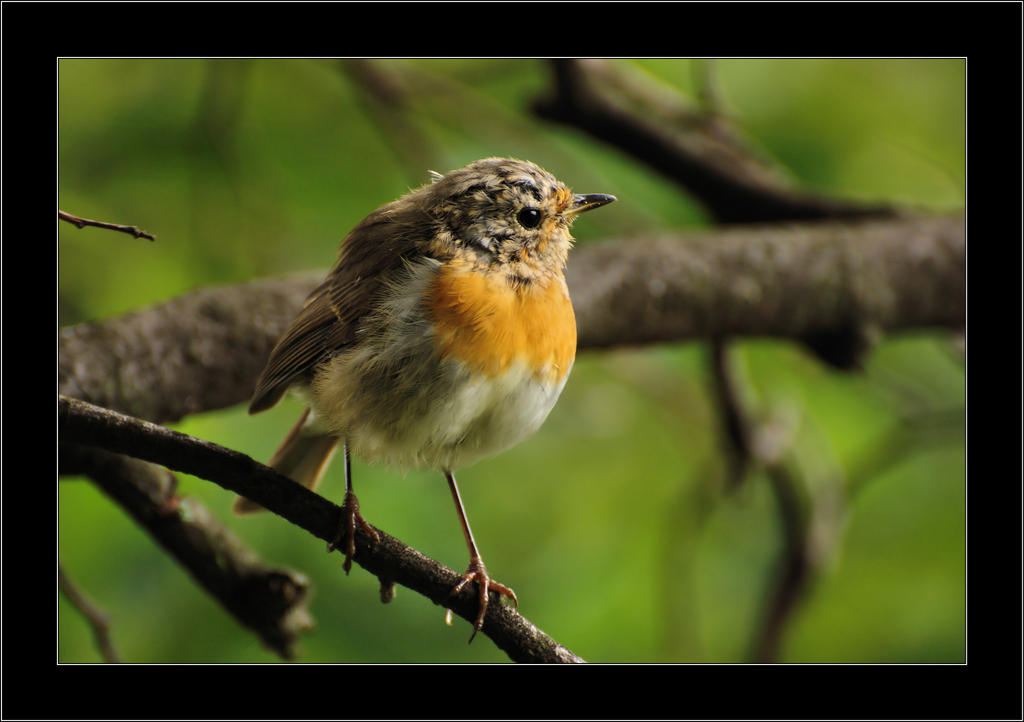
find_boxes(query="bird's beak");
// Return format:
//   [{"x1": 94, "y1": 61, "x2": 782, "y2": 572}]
[{"x1": 566, "y1": 193, "x2": 616, "y2": 218}]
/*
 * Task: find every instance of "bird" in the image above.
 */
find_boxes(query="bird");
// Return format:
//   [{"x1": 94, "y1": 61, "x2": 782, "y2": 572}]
[{"x1": 236, "y1": 157, "x2": 615, "y2": 639}]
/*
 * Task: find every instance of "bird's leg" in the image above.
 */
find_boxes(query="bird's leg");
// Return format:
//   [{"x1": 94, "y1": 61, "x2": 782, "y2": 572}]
[
  {"x1": 327, "y1": 439, "x2": 379, "y2": 573},
  {"x1": 444, "y1": 469, "x2": 518, "y2": 642}
]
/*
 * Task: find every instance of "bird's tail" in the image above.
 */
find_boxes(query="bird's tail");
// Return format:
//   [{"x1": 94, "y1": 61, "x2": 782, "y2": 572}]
[{"x1": 234, "y1": 407, "x2": 340, "y2": 514}]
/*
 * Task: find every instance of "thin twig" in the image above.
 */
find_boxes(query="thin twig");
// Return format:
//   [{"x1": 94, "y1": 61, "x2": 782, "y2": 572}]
[
  {"x1": 58, "y1": 564, "x2": 121, "y2": 663},
  {"x1": 57, "y1": 396, "x2": 585, "y2": 663},
  {"x1": 59, "y1": 210, "x2": 156, "y2": 241}
]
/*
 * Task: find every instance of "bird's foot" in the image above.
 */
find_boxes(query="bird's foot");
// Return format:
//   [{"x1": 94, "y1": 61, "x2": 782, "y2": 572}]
[
  {"x1": 448, "y1": 556, "x2": 518, "y2": 642},
  {"x1": 327, "y1": 488, "x2": 379, "y2": 574}
]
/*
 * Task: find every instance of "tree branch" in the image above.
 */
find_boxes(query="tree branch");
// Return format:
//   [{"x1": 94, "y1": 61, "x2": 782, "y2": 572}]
[
  {"x1": 58, "y1": 396, "x2": 586, "y2": 664},
  {"x1": 569, "y1": 214, "x2": 964, "y2": 352},
  {"x1": 58, "y1": 214, "x2": 964, "y2": 424},
  {"x1": 534, "y1": 59, "x2": 896, "y2": 223},
  {"x1": 59, "y1": 210, "x2": 156, "y2": 241},
  {"x1": 59, "y1": 443, "x2": 314, "y2": 659},
  {"x1": 59, "y1": 273, "x2": 316, "y2": 423}
]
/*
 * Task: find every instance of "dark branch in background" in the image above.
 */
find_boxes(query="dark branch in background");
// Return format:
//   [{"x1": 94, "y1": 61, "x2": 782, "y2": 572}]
[
  {"x1": 534, "y1": 58, "x2": 916, "y2": 371},
  {"x1": 59, "y1": 210, "x2": 156, "y2": 241},
  {"x1": 707, "y1": 340, "x2": 820, "y2": 661},
  {"x1": 534, "y1": 59, "x2": 896, "y2": 224},
  {"x1": 708, "y1": 339, "x2": 754, "y2": 490},
  {"x1": 58, "y1": 215, "x2": 965, "y2": 424},
  {"x1": 58, "y1": 565, "x2": 121, "y2": 663},
  {"x1": 58, "y1": 396, "x2": 585, "y2": 664},
  {"x1": 59, "y1": 443, "x2": 313, "y2": 659}
]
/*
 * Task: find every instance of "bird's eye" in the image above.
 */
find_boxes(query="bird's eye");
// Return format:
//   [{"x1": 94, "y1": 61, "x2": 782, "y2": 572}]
[{"x1": 516, "y1": 208, "x2": 542, "y2": 229}]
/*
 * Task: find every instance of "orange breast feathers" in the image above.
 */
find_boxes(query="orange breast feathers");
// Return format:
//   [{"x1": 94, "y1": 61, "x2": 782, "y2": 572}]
[{"x1": 425, "y1": 263, "x2": 577, "y2": 383}]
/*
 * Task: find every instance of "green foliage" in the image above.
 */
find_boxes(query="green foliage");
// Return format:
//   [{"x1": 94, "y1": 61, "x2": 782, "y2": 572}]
[{"x1": 58, "y1": 58, "x2": 965, "y2": 663}]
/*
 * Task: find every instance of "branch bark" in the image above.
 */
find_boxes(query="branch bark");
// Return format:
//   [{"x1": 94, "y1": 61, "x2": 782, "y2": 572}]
[
  {"x1": 571, "y1": 214, "x2": 964, "y2": 362},
  {"x1": 58, "y1": 396, "x2": 585, "y2": 664},
  {"x1": 59, "y1": 273, "x2": 316, "y2": 423}
]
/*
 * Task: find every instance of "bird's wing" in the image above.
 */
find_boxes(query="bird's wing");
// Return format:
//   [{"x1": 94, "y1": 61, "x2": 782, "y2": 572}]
[{"x1": 248, "y1": 201, "x2": 433, "y2": 414}]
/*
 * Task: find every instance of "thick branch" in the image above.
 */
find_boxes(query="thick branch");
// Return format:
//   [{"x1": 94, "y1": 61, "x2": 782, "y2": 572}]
[
  {"x1": 569, "y1": 214, "x2": 964, "y2": 350},
  {"x1": 534, "y1": 59, "x2": 896, "y2": 223},
  {"x1": 58, "y1": 214, "x2": 964, "y2": 423},
  {"x1": 59, "y1": 444, "x2": 314, "y2": 659},
  {"x1": 59, "y1": 273, "x2": 317, "y2": 423},
  {"x1": 58, "y1": 396, "x2": 585, "y2": 664}
]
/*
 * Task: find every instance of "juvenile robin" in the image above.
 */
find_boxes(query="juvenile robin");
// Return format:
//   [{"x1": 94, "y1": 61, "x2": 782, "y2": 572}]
[{"x1": 236, "y1": 157, "x2": 615, "y2": 638}]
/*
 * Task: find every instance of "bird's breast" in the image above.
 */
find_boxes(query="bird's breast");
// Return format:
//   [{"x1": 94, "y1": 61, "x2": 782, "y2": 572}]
[{"x1": 424, "y1": 262, "x2": 577, "y2": 384}]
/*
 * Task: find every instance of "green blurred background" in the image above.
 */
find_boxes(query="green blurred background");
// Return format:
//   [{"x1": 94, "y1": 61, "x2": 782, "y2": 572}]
[{"x1": 58, "y1": 58, "x2": 965, "y2": 663}]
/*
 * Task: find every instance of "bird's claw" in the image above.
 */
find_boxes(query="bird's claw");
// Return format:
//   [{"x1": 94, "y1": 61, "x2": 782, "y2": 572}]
[
  {"x1": 327, "y1": 488, "x2": 379, "y2": 574},
  {"x1": 448, "y1": 557, "x2": 517, "y2": 642}
]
